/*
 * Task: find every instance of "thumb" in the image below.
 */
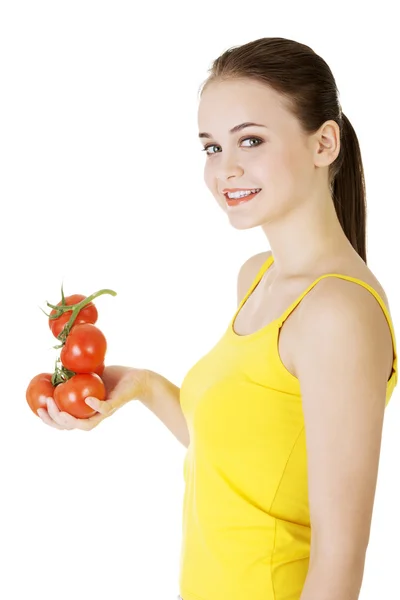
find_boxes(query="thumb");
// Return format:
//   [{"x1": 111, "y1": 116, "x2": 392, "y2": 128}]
[
  {"x1": 85, "y1": 377, "x2": 135, "y2": 414},
  {"x1": 85, "y1": 396, "x2": 98, "y2": 409},
  {"x1": 85, "y1": 395, "x2": 117, "y2": 416}
]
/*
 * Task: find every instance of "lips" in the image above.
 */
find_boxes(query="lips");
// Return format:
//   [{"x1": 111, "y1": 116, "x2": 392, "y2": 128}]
[
  {"x1": 225, "y1": 190, "x2": 261, "y2": 206},
  {"x1": 222, "y1": 187, "x2": 261, "y2": 194}
]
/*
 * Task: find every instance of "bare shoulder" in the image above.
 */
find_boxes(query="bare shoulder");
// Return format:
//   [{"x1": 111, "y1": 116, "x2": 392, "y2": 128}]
[
  {"x1": 293, "y1": 264, "x2": 394, "y2": 382},
  {"x1": 237, "y1": 250, "x2": 272, "y2": 306},
  {"x1": 305, "y1": 260, "x2": 391, "y2": 319}
]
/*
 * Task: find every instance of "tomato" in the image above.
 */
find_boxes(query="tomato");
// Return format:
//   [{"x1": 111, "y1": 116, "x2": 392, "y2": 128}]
[
  {"x1": 53, "y1": 373, "x2": 106, "y2": 419},
  {"x1": 49, "y1": 294, "x2": 98, "y2": 339},
  {"x1": 94, "y1": 362, "x2": 105, "y2": 377},
  {"x1": 26, "y1": 373, "x2": 55, "y2": 416},
  {"x1": 60, "y1": 323, "x2": 107, "y2": 373}
]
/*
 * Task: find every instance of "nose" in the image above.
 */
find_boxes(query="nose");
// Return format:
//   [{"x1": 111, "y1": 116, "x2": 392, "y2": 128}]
[{"x1": 216, "y1": 156, "x2": 244, "y2": 181}]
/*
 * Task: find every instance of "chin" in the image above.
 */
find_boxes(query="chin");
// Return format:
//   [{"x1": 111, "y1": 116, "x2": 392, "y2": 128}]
[{"x1": 226, "y1": 213, "x2": 264, "y2": 231}]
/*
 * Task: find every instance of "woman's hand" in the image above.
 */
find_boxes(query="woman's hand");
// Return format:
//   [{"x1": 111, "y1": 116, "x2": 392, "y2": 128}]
[{"x1": 37, "y1": 365, "x2": 149, "y2": 431}]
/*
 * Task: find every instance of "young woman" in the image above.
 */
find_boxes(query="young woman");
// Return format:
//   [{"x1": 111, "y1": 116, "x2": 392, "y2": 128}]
[{"x1": 37, "y1": 37, "x2": 398, "y2": 600}]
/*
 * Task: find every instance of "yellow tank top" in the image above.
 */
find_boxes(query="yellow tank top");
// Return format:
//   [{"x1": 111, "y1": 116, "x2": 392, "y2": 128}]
[{"x1": 178, "y1": 254, "x2": 398, "y2": 600}]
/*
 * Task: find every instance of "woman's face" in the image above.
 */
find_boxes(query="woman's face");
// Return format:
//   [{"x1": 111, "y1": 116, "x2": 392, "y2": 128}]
[{"x1": 197, "y1": 78, "x2": 316, "y2": 230}]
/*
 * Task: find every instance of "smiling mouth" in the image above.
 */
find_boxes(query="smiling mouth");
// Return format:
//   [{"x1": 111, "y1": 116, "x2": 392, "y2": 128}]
[{"x1": 225, "y1": 189, "x2": 261, "y2": 206}]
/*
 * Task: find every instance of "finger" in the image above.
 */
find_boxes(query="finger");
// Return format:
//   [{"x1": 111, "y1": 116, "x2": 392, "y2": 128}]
[
  {"x1": 37, "y1": 408, "x2": 65, "y2": 430},
  {"x1": 46, "y1": 397, "x2": 104, "y2": 431},
  {"x1": 85, "y1": 396, "x2": 116, "y2": 417},
  {"x1": 56, "y1": 410, "x2": 80, "y2": 430},
  {"x1": 46, "y1": 396, "x2": 65, "y2": 426},
  {"x1": 84, "y1": 368, "x2": 143, "y2": 417},
  {"x1": 46, "y1": 397, "x2": 76, "y2": 429}
]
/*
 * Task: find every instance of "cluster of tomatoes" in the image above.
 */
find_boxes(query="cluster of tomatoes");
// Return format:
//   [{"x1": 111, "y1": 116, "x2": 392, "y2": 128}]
[{"x1": 26, "y1": 287, "x2": 116, "y2": 420}]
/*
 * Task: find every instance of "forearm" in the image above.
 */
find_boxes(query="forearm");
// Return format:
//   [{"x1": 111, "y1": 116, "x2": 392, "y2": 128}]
[
  {"x1": 300, "y1": 551, "x2": 365, "y2": 600},
  {"x1": 141, "y1": 369, "x2": 190, "y2": 448}
]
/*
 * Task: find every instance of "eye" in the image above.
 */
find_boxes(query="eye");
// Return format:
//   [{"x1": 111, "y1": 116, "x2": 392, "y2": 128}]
[{"x1": 201, "y1": 137, "x2": 263, "y2": 156}]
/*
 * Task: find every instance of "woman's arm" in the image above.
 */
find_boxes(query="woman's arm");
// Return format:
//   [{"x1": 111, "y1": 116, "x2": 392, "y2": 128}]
[
  {"x1": 141, "y1": 370, "x2": 190, "y2": 449},
  {"x1": 291, "y1": 277, "x2": 392, "y2": 600}
]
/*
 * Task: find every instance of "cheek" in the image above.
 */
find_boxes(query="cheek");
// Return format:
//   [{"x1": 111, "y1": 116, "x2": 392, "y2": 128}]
[
  {"x1": 203, "y1": 165, "x2": 226, "y2": 211},
  {"x1": 267, "y1": 149, "x2": 301, "y2": 191},
  {"x1": 286, "y1": 139, "x2": 312, "y2": 174},
  {"x1": 256, "y1": 152, "x2": 300, "y2": 211},
  {"x1": 204, "y1": 163, "x2": 223, "y2": 203},
  {"x1": 252, "y1": 153, "x2": 289, "y2": 196},
  {"x1": 203, "y1": 162, "x2": 215, "y2": 191}
]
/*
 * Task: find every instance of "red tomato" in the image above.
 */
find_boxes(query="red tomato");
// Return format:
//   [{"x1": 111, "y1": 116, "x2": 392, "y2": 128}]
[
  {"x1": 94, "y1": 362, "x2": 105, "y2": 377},
  {"x1": 49, "y1": 294, "x2": 98, "y2": 339},
  {"x1": 53, "y1": 373, "x2": 106, "y2": 419},
  {"x1": 26, "y1": 373, "x2": 55, "y2": 416},
  {"x1": 60, "y1": 323, "x2": 107, "y2": 373}
]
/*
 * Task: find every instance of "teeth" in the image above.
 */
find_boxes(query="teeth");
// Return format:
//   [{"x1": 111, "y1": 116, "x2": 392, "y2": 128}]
[{"x1": 227, "y1": 188, "x2": 261, "y2": 199}]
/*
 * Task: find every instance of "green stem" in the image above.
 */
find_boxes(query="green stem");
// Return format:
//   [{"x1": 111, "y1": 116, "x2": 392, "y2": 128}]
[
  {"x1": 47, "y1": 301, "x2": 73, "y2": 312},
  {"x1": 57, "y1": 288, "x2": 117, "y2": 342},
  {"x1": 51, "y1": 357, "x2": 76, "y2": 386}
]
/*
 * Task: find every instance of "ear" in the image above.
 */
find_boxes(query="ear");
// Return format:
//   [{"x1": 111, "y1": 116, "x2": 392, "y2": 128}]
[{"x1": 313, "y1": 119, "x2": 341, "y2": 168}]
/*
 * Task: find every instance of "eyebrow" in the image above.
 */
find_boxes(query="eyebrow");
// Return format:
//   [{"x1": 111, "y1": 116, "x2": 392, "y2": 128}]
[{"x1": 198, "y1": 122, "x2": 269, "y2": 139}]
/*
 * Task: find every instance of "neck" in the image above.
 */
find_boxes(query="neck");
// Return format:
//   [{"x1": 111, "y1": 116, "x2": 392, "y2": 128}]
[{"x1": 262, "y1": 192, "x2": 358, "y2": 279}]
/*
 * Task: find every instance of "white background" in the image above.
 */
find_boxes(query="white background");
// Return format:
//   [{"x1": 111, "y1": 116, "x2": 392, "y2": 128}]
[{"x1": 1, "y1": 1, "x2": 399, "y2": 599}]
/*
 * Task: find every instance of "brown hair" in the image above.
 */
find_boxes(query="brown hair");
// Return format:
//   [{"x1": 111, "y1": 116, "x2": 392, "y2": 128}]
[{"x1": 199, "y1": 37, "x2": 367, "y2": 263}]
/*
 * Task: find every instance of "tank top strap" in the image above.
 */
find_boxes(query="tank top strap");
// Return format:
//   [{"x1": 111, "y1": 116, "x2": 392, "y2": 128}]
[
  {"x1": 238, "y1": 254, "x2": 275, "y2": 311},
  {"x1": 278, "y1": 272, "x2": 398, "y2": 376}
]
